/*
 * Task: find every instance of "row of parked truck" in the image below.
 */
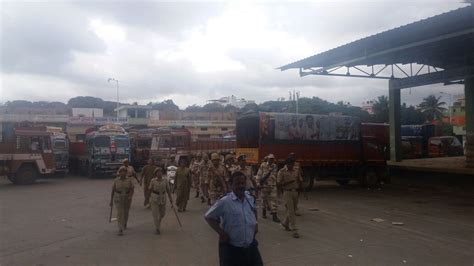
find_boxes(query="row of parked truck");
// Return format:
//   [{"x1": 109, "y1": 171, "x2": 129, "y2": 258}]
[{"x1": 0, "y1": 111, "x2": 463, "y2": 186}]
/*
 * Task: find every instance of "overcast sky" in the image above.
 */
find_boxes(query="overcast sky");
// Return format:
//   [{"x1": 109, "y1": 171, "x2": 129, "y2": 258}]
[{"x1": 0, "y1": 0, "x2": 467, "y2": 108}]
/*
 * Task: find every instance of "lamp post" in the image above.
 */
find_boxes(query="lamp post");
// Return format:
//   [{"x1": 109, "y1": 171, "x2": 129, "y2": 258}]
[
  {"x1": 440, "y1": 91, "x2": 453, "y2": 124},
  {"x1": 108, "y1": 78, "x2": 119, "y2": 119}
]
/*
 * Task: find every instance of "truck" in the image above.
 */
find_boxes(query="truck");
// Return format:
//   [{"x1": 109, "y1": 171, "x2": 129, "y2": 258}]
[
  {"x1": 149, "y1": 127, "x2": 235, "y2": 166},
  {"x1": 236, "y1": 112, "x2": 389, "y2": 189},
  {"x1": 129, "y1": 128, "x2": 155, "y2": 170},
  {"x1": 0, "y1": 127, "x2": 56, "y2": 184},
  {"x1": 69, "y1": 124, "x2": 130, "y2": 177},
  {"x1": 46, "y1": 127, "x2": 69, "y2": 176}
]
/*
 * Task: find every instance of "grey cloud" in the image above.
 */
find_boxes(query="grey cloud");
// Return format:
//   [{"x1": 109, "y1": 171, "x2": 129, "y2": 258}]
[{"x1": 1, "y1": 2, "x2": 106, "y2": 75}]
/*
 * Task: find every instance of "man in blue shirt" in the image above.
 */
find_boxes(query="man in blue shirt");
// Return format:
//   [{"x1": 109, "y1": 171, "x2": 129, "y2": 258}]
[{"x1": 205, "y1": 171, "x2": 263, "y2": 266}]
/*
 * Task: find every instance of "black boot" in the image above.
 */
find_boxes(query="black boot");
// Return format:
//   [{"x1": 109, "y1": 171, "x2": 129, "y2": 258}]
[
  {"x1": 262, "y1": 209, "x2": 267, "y2": 219},
  {"x1": 195, "y1": 191, "x2": 199, "y2": 198},
  {"x1": 201, "y1": 196, "x2": 205, "y2": 203},
  {"x1": 272, "y1": 213, "x2": 281, "y2": 223}
]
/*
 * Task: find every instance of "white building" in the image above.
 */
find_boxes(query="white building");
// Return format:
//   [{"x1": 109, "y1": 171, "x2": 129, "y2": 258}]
[
  {"x1": 208, "y1": 95, "x2": 255, "y2": 109},
  {"x1": 71, "y1": 108, "x2": 103, "y2": 117}
]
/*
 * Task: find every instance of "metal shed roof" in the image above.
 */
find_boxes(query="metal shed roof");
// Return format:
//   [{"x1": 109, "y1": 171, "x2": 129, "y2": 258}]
[{"x1": 279, "y1": 5, "x2": 474, "y2": 72}]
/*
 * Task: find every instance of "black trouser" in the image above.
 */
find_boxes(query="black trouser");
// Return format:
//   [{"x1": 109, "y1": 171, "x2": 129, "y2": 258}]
[{"x1": 219, "y1": 240, "x2": 263, "y2": 266}]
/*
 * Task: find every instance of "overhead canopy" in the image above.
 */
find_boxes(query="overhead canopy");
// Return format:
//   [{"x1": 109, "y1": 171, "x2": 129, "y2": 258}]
[{"x1": 279, "y1": 5, "x2": 474, "y2": 73}]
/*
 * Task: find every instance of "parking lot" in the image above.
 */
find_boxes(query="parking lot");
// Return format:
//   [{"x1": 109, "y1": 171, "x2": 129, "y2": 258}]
[{"x1": 0, "y1": 175, "x2": 473, "y2": 266}]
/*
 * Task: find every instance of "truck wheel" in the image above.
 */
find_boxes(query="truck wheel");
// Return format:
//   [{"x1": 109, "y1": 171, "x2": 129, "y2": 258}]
[
  {"x1": 363, "y1": 168, "x2": 378, "y2": 188},
  {"x1": 336, "y1": 178, "x2": 350, "y2": 186},
  {"x1": 12, "y1": 165, "x2": 38, "y2": 185},
  {"x1": 302, "y1": 172, "x2": 314, "y2": 191},
  {"x1": 87, "y1": 163, "x2": 95, "y2": 179}
]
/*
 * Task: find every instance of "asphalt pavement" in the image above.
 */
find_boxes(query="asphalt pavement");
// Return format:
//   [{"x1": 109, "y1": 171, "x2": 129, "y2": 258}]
[{"x1": 0, "y1": 175, "x2": 473, "y2": 266}]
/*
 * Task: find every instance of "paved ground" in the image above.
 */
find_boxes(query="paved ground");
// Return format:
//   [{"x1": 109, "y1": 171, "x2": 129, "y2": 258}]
[{"x1": 0, "y1": 175, "x2": 473, "y2": 266}]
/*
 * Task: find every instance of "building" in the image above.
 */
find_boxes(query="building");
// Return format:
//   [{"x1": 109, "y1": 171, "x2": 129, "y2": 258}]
[
  {"x1": 361, "y1": 100, "x2": 375, "y2": 115},
  {"x1": 208, "y1": 95, "x2": 255, "y2": 109},
  {"x1": 72, "y1": 108, "x2": 103, "y2": 117},
  {"x1": 450, "y1": 97, "x2": 466, "y2": 137},
  {"x1": 115, "y1": 104, "x2": 154, "y2": 126}
]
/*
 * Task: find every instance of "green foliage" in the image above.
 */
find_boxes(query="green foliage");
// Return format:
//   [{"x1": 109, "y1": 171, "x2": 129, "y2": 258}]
[
  {"x1": 149, "y1": 99, "x2": 180, "y2": 112},
  {"x1": 417, "y1": 95, "x2": 447, "y2": 121},
  {"x1": 372, "y1": 95, "x2": 389, "y2": 123}
]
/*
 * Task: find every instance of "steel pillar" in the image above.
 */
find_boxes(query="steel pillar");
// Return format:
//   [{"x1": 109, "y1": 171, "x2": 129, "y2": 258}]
[
  {"x1": 465, "y1": 77, "x2": 474, "y2": 168},
  {"x1": 389, "y1": 80, "x2": 402, "y2": 162}
]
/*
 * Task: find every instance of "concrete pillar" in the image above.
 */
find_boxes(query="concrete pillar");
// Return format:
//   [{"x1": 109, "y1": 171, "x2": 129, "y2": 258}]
[
  {"x1": 389, "y1": 80, "x2": 402, "y2": 162},
  {"x1": 465, "y1": 77, "x2": 474, "y2": 168}
]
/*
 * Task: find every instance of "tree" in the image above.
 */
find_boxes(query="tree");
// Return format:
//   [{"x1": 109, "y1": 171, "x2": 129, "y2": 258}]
[
  {"x1": 418, "y1": 95, "x2": 447, "y2": 122},
  {"x1": 372, "y1": 95, "x2": 389, "y2": 123},
  {"x1": 401, "y1": 103, "x2": 425, "y2": 125}
]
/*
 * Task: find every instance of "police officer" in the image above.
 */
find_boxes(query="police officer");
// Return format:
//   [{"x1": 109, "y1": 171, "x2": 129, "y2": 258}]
[
  {"x1": 175, "y1": 158, "x2": 192, "y2": 212},
  {"x1": 277, "y1": 156, "x2": 303, "y2": 238},
  {"x1": 110, "y1": 166, "x2": 135, "y2": 236},
  {"x1": 256, "y1": 154, "x2": 280, "y2": 222},
  {"x1": 149, "y1": 167, "x2": 173, "y2": 235},
  {"x1": 200, "y1": 153, "x2": 212, "y2": 205},
  {"x1": 190, "y1": 152, "x2": 203, "y2": 198},
  {"x1": 140, "y1": 158, "x2": 157, "y2": 208},
  {"x1": 208, "y1": 153, "x2": 228, "y2": 205},
  {"x1": 288, "y1": 153, "x2": 303, "y2": 216},
  {"x1": 233, "y1": 154, "x2": 257, "y2": 196}
]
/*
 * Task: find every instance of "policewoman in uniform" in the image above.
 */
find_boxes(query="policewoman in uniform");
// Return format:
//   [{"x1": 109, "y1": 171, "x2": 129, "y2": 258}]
[
  {"x1": 110, "y1": 166, "x2": 135, "y2": 236},
  {"x1": 148, "y1": 167, "x2": 173, "y2": 234}
]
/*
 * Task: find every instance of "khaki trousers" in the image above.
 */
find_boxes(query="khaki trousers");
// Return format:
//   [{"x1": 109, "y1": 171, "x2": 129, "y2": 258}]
[
  {"x1": 151, "y1": 202, "x2": 166, "y2": 231},
  {"x1": 282, "y1": 190, "x2": 298, "y2": 231},
  {"x1": 261, "y1": 186, "x2": 277, "y2": 213},
  {"x1": 114, "y1": 197, "x2": 130, "y2": 231}
]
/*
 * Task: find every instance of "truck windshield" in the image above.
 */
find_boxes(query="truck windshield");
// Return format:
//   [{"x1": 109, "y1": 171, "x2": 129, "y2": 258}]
[
  {"x1": 136, "y1": 139, "x2": 151, "y2": 148},
  {"x1": 115, "y1": 137, "x2": 130, "y2": 148},
  {"x1": 53, "y1": 140, "x2": 67, "y2": 150},
  {"x1": 94, "y1": 136, "x2": 110, "y2": 147}
]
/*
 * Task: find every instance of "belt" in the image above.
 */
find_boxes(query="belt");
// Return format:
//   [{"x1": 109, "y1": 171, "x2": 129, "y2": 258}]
[
  {"x1": 115, "y1": 190, "x2": 130, "y2": 194},
  {"x1": 283, "y1": 189, "x2": 298, "y2": 192},
  {"x1": 152, "y1": 190, "x2": 162, "y2": 195}
]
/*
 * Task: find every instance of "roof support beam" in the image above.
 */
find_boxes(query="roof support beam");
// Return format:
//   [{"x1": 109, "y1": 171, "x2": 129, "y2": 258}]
[
  {"x1": 389, "y1": 81, "x2": 402, "y2": 162},
  {"x1": 390, "y1": 67, "x2": 474, "y2": 90}
]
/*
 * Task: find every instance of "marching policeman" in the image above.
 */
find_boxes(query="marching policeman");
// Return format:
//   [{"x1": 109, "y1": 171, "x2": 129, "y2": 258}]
[
  {"x1": 110, "y1": 166, "x2": 135, "y2": 236},
  {"x1": 149, "y1": 167, "x2": 173, "y2": 235},
  {"x1": 277, "y1": 156, "x2": 303, "y2": 238},
  {"x1": 256, "y1": 154, "x2": 280, "y2": 222}
]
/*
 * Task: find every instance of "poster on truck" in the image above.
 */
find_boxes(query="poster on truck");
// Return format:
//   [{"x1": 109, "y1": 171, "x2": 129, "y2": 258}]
[{"x1": 260, "y1": 112, "x2": 360, "y2": 142}]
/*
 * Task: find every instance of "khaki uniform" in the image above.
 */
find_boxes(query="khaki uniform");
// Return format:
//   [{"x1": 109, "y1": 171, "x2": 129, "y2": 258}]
[
  {"x1": 277, "y1": 166, "x2": 302, "y2": 232},
  {"x1": 233, "y1": 166, "x2": 256, "y2": 192},
  {"x1": 112, "y1": 177, "x2": 134, "y2": 232},
  {"x1": 256, "y1": 162, "x2": 278, "y2": 213},
  {"x1": 190, "y1": 159, "x2": 203, "y2": 191},
  {"x1": 225, "y1": 163, "x2": 238, "y2": 184},
  {"x1": 141, "y1": 164, "x2": 157, "y2": 206},
  {"x1": 208, "y1": 164, "x2": 228, "y2": 204},
  {"x1": 199, "y1": 160, "x2": 212, "y2": 201},
  {"x1": 148, "y1": 177, "x2": 172, "y2": 232},
  {"x1": 175, "y1": 167, "x2": 192, "y2": 211}
]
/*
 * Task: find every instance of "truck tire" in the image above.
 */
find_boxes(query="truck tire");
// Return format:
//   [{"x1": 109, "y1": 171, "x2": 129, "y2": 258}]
[
  {"x1": 336, "y1": 178, "x2": 350, "y2": 186},
  {"x1": 11, "y1": 164, "x2": 38, "y2": 185},
  {"x1": 363, "y1": 168, "x2": 378, "y2": 188},
  {"x1": 87, "y1": 162, "x2": 95, "y2": 179},
  {"x1": 302, "y1": 171, "x2": 314, "y2": 191}
]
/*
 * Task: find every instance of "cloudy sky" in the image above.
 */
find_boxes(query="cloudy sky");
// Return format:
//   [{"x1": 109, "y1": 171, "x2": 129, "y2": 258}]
[{"x1": 0, "y1": 0, "x2": 467, "y2": 108}]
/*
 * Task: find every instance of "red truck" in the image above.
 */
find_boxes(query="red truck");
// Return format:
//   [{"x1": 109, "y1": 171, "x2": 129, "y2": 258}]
[
  {"x1": 0, "y1": 127, "x2": 57, "y2": 184},
  {"x1": 148, "y1": 127, "x2": 235, "y2": 165},
  {"x1": 236, "y1": 112, "x2": 389, "y2": 189}
]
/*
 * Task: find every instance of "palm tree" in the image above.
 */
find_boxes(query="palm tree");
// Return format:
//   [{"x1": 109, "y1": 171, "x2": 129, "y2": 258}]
[
  {"x1": 372, "y1": 95, "x2": 389, "y2": 122},
  {"x1": 417, "y1": 95, "x2": 447, "y2": 121}
]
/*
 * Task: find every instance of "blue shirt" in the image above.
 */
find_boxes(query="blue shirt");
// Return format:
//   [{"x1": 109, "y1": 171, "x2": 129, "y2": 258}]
[{"x1": 205, "y1": 191, "x2": 257, "y2": 247}]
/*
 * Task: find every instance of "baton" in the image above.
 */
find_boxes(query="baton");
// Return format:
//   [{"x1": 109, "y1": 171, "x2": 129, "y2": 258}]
[
  {"x1": 109, "y1": 203, "x2": 113, "y2": 223},
  {"x1": 169, "y1": 197, "x2": 182, "y2": 227}
]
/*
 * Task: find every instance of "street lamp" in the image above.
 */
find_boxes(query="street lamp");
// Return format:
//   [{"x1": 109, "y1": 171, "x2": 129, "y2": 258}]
[
  {"x1": 439, "y1": 91, "x2": 453, "y2": 124},
  {"x1": 108, "y1": 78, "x2": 119, "y2": 119}
]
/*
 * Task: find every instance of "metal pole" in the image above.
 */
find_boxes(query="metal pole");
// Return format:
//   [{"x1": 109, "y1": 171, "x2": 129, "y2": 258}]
[{"x1": 116, "y1": 80, "x2": 119, "y2": 119}]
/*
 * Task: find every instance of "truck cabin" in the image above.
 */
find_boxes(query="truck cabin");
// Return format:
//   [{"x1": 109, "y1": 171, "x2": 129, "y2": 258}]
[
  {"x1": 150, "y1": 128, "x2": 192, "y2": 163},
  {"x1": 87, "y1": 133, "x2": 130, "y2": 163}
]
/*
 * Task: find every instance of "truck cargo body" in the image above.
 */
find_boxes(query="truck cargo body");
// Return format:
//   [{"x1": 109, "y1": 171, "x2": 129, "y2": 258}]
[
  {"x1": 149, "y1": 127, "x2": 236, "y2": 165},
  {"x1": 236, "y1": 112, "x2": 389, "y2": 188}
]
